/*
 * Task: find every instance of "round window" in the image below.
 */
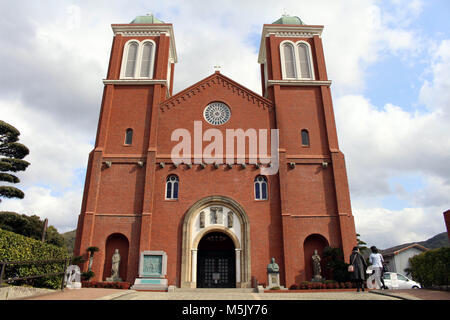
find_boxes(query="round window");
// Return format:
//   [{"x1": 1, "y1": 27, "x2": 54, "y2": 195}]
[{"x1": 203, "y1": 102, "x2": 231, "y2": 125}]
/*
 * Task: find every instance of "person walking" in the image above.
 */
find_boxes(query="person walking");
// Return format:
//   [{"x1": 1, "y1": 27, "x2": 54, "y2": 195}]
[
  {"x1": 349, "y1": 246, "x2": 367, "y2": 292},
  {"x1": 369, "y1": 246, "x2": 385, "y2": 289}
]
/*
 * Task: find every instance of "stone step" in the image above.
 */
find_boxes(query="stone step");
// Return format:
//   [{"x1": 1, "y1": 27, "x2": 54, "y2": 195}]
[{"x1": 173, "y1": 287, "x2": 257, "y2": 293}]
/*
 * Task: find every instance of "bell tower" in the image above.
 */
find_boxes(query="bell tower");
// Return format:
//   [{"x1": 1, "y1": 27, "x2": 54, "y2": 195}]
[
  {"x1": 74, "y1": 14, "x2": 178, "y2": 279},
  {"x1": 258, "y1": 15, "x2": 357, "y2": 284}
]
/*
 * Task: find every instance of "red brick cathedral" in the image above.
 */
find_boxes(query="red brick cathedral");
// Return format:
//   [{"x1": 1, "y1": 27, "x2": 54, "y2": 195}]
[{"x1": 74, "y1": 14, "x2": 357, "y2": 289}]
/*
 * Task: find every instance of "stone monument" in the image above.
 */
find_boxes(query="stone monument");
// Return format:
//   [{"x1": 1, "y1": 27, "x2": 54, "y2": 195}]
[
  {"x1": 311, "y1": 249, "x2": 323, "y2": 282},
  {"x1": 267, "y1": 257, "x2": 280, "y2": 289},
  {"x1": 106, "y1": 249, "x2": 123, "y2": 282},
  {"x1": 65, "y1": 265, "x2": 81, "y2": 289},
  {"x1": 131, "y1": 251, "x2": 168, "y2": 290}
]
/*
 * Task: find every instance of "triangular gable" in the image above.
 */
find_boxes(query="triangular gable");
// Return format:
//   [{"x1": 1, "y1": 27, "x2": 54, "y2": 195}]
[{"x1": 160, "y1": 72, "x2": 273, "y2": 112}]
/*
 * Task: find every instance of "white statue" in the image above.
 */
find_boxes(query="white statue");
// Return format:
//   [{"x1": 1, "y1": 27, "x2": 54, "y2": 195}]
[
  {"x1": 65, "y1": 265, "x2": 81, "y2": 289},
  {"x1": 107, "y1": 249, "x2": 123, "y2": 282}
]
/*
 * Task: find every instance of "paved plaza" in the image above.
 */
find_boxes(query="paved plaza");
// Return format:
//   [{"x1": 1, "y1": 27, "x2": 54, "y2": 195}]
[
  {"x1": 15, "y1": 287, "x2": 450, "y2": 300},
  {"x1": 95, "y1": 290, "x2": 400, "y2": 300}
]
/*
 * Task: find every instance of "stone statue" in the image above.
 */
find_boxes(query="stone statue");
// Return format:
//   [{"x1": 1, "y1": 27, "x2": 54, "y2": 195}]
[
  {"x1": 106, "y1": 249, "x2": 122, "y2": 282},
  {"x1": 65, "y1": 265, "x2": 81, "y2": 289},
  {"x1": 267, "y1": 257, "x2": 279, "y2": 273},
  {"x1": 210, "y1": 208, "x2": 217, "y2": 224},
  {"x1": 267, "y1": 257, "x2": 280, "y2": 289},
  {"x1": 200, "y1": 211, "x2": 205, "y2": 228},
  {"x1": 312, "y1": 249, "x2": 322, "y2": 281},
  {"x1": 227, "y1": 211, "x2": 233, "y2": 228}
]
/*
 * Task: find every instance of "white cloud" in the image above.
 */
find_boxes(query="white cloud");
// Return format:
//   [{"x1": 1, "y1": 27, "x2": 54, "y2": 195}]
[
  {"x1": 353, "y1": 205, "x2": 447, "y2": 249},
  {"x1": 419, "y1": 39, "x2": 450, "y2": 114},
  {"x1": 1, "y1": 186, "x2": 82, "y2": 233},
  {"x1": 335, "y1": 37, "x2": 450, "y2": 247}
]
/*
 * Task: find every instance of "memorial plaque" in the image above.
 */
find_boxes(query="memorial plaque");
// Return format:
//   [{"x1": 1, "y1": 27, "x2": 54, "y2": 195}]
[
  {"x1": 142, "y1": 255, "x2": 162, "y2": 277},
  {"x1": 132, "y1": 250, "x2": 168, "y2": 291}
]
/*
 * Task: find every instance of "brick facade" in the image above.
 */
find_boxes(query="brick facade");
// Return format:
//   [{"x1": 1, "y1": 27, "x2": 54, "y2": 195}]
[{"x1": 74, "y1": 17, "x2": 357, "y2": 288}]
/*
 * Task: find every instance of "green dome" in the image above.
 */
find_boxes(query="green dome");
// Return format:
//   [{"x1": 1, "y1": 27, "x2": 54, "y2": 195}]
[
  {"x1": 272, "y1": 15, "x2": 304, "y2": 25},
  {"x1": 130, "y1": 14, "x2": 164, "y2": 24}
]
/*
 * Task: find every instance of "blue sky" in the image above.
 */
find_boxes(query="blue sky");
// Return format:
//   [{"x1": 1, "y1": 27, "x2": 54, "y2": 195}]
[
  {"x1": 364, "y1": 0, "x2": 450, "y2": 111},
  {"x1": 0, "y1": 0, "x2": 449, "y2": 250}
]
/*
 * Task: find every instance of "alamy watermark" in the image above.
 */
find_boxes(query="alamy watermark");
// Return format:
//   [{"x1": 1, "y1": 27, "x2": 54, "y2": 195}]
[{"x1": 171, "y1": 121, "x2": 279, "y2": 175}]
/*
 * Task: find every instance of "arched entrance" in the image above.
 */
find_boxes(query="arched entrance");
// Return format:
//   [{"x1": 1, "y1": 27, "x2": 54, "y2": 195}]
[
  {"x1": 197, "y1": 232, "x2": 236, "y2": 288},
  {"x1": 181, "y1": 196, "x2": 251, "y2": 288}
]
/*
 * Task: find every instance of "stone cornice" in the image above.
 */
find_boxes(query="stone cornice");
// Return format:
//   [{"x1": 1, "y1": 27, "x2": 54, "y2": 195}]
[
  {"x1": 258, "y1": 24, "x2": 324, "y2": 64},
  {"x1": 103, "y1": 79, "x2": 167, "y2": 85},
  {"x1": 160, "y1": 72, "x2": 273, "y2": 112},
  {"x1": 267, "y1": 79, "x2": 332, "y2": 87},
  {"x1": 111, "y1": 23, "x2": 178, "y2": 63}
]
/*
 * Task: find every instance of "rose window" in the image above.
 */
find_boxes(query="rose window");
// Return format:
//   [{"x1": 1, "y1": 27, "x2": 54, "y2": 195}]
[{"x1": 203, "y1": 102, "x2": 231, "y2": 125}]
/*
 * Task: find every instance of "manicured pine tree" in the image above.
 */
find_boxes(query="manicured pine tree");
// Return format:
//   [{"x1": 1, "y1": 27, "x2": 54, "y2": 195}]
[{"x1": 0, "y1": 120, "x2": 30, "y2": 202}]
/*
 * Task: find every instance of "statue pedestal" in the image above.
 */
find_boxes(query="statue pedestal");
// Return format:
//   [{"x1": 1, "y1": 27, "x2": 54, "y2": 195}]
[
  {"x1": 66, "y1": 282, "x2": 82, "y2": 289},
  {"x1": 267, "y1": 272, "x2": 280, "y2": 289},
  {"x1": 131, "y1": 278, "x2": 168, "y2": 291},
  {"x1": 106, "y1": 276, "x2": 123, "y2": 282}
]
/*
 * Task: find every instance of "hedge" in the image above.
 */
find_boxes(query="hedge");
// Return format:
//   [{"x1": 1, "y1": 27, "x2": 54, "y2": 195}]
[
  {"x1": 0, "y1": 229, "x2": 69, "y2": 289},
  {"x1": 409, "y1": 247, "x2": 450, "y2": 288}
]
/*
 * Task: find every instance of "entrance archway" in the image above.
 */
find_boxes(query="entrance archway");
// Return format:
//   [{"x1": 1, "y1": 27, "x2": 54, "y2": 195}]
[
  {"x1": 180, "y1": 195, "x2": 251, "y2": 288},
  {"x1": 197, "y1": 232, "x2": 236, "y2": 288}
]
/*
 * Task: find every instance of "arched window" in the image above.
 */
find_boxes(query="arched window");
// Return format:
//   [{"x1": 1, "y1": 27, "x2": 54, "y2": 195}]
[
  {"x1": 282, "y1": 42, "x2": 296, "y2": 79},
  {"x1": 140, "y1": 42, "x2": 154, "y2": 78},
  {"x1": 124, "y1": 128, "x2": 133, "y2": 145},
  {"x1": 297, "y1": 43, "x2": 312, "y2": 79},
  {"x1": 301, "y1": 129, "x2": 310, "y2": 146},
  {"x1": 121, "y1": 40, "x2": 156, "y2": 79},
  {"x1": 280, "y1": 41, "x2": 314, "y2": 80},
  {"x1": 254, "y1": 175, "x2": 268, "y2": 200},
  {"x1": 166, "y1": 175, "x2": 179, "y2": 200},
  {"x1": 125, "y1": 42, "x2": 139, "y2": 78}
]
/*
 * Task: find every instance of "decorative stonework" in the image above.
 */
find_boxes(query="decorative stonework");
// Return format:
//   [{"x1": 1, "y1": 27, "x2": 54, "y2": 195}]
[
  {"x1": 116, "y1": 31, "x2": 168, "y2": 37},
  {"x1": 273, "y1": 31, "x2": 317, "y2": 37},
  {"x1": 160, "y1": 74, "x2": 273, "y2": 112},
  {"x1": 203, "y1": 102, "x2": 231, "y2": 125},
  {"x1": 180, "y1": 196, "x2": 251, "y2": 288}
]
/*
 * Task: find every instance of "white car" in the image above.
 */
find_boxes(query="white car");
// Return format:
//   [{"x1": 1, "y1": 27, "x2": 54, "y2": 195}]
[{"x1": 382, "y1": 272, "x2": 421, "y2": 289}]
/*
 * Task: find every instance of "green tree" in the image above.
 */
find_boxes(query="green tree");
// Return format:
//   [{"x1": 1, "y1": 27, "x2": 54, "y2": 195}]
[
  {"x1": 0, "y1": 211, "x2": 66, "y2": 248},
  {"x1": 322, "y1": 246, "x2": 351, "y2": 282},
  {"x1": 356, "y1": 233, "x2": 369, "y2": 253},
  {"x1": 0, "y1": 120, "x2": 30, "y2": 202}
]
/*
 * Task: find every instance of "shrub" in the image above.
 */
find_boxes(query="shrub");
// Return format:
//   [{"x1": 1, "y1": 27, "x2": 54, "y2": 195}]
[
  {"x1": 289, "y1": 284, "x2": 298, "y2": 290},
  {"x1": 270, "y1": 286, "x2": 280, "y2": 290},
  {"x1": 311, "y1": 282, "x2": 322, "y2": 289},
  {"x1": 322, "y1": 246, "x2": 351, "y2": 282},
  {"x1": 0, "y1": 229, "x2": 68, "y2": 289},
  {"x1": 299, "y1": 281, "x2": 309, "y2": 289},
  {"x1": 81, "y1": 271, "x2": 95, "y2": 281},
  {"x1": 409, "y1": 247, "x2": 450, "y2": 287},
  {"x1": 82, "y1": 281, "x2": 130, "y2": 289}
]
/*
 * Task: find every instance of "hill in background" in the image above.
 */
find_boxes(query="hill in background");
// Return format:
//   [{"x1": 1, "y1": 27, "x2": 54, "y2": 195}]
[
  {"x1": 62, "y1": 229, "x2": 76, "y2": 254},
  {"x1": 416, "y1": 232, "x2": 449, "y2": 249}
]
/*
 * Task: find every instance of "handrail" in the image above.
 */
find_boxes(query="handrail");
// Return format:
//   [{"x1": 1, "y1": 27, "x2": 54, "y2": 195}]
[{"x1": 0, "y1": 258, "x2": 70, "y2": 290}]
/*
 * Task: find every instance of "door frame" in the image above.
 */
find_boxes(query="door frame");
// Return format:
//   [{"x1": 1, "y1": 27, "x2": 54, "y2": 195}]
[
  {"x1": 196, "y1": 233, "x2": 236, "y2": 288},
  {"x1": 180, "y1": 196, "x2": 251, "y2": 288}
]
